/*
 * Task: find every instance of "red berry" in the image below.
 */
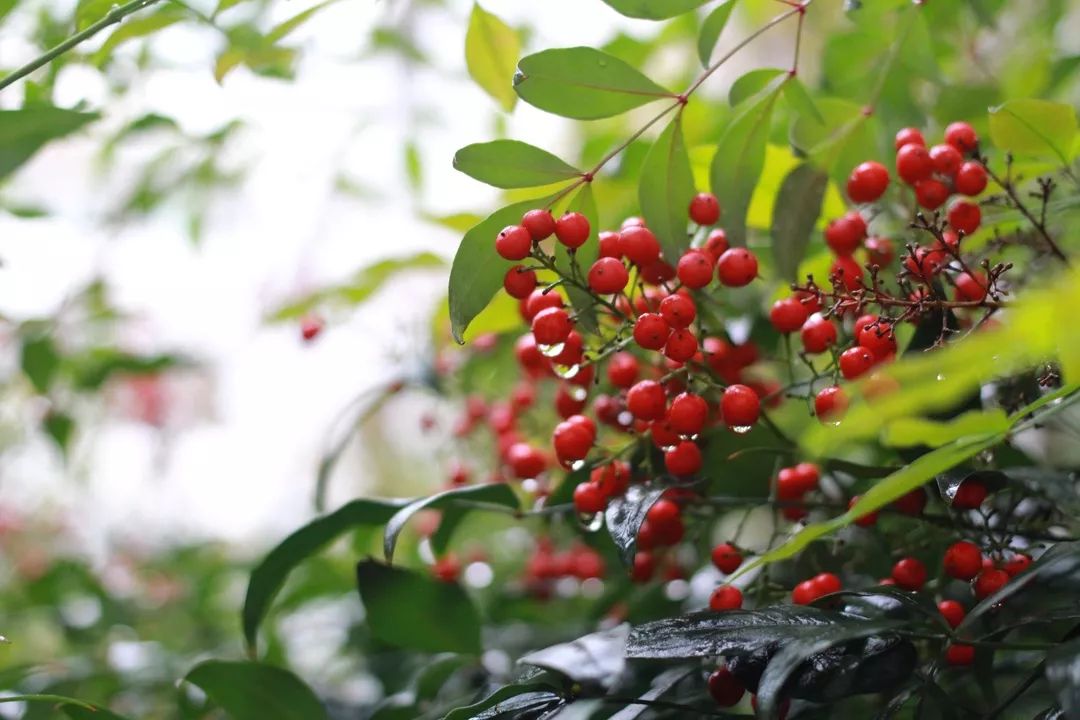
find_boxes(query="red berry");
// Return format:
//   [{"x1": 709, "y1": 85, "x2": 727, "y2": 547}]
[
  {"x1": 704, "y1": 229, "x2": 729, "y2": 259},
  {"x1": 573, "y1": 481, "x2": 606, "y2": 514},
  {"x1": 954, "y1": 271, "x2": 988, "y2": 302},
  {"x1": 721, "y1": 384, "x2": 760, "y2": 429},
  {"x1": 598, "y1": 230, "x2": 622, "y2": 258},
  {"x1": 1004, "y1": 553, "x2": 1032, "y2": 576},
  {"x1": 633, "y1": 313, "x2": 670, "y2": 350},
  {"x1": 664, "y1": 328, "x2": 698, "y2": 362},
  {"x1": 954, "y1": 161, "x2": 987, "y2": 196},
  {"x1": 824, "y1": 212, "x2": 867, "y2": 256},
  {"x1": 947, "y1": 200, "x2": 981, "y2": 235},
  {"x1": 904, "y1": 246, "x2": 943, "y2": 281},
  {"x1": 553, "y1": 419, "x2": 593, "y2": 462},
  {"x1": 865, "y1": 236, "x2": 895, "y2": 267},
  {"x1": 974, "y1": 568, "x2": 1009, "y2": 599},
  {"x1": 621, "y1": 226, "x2": 661, "y2": 266},
  {"x1": 945, "y1": 121, "x2": 978, "y2": 153},
  {"x1": 300, "y1": 315, "x2": 324, "y2": 341},
  {"x1": 626, "y1": 380, "x2": 666, "y2": 421},
  {"x1": 946, "y1": 643, "x2": 975, "y2": 666},
  {"x1": 847, "y1": 161, "x2": 890, "y2": 203},
  {"x1": 587, "y1": 257, "x2": 629, "y2": 294},
  {"x1": 506, "y1": 442, "x2": 546, "y2": 479},
  {"x1": 896, "y1": 143, "x2": 934, "y2": 184},
  {"x1": 812, "y1": 572, "x2": 842, "y2": 596},
  {"x1": 709, "y1": 585, "x2": 743, "y2": 611},
  {"x1": 943, "y1": 541, "x2": 983, "y2": 580},
  {"x1": 716, "y1": 248, "x2": 758, "y2": 287},
  {"x1": 676, "y1": 249, "x2": 714, "y2": 289},
  {"x1": 551, "y1": 330, "x2": 583, "y2": 366},
  {"x1": 839, "y1": 345, "x2": 876, "y2": 380},
  {"x1": 892, "y1": 487, "x2": 927, "y2": 515},
  {"x1": 770, "y1": 297, "x2": 810, "y2": 334},
  {"x1": 915, "y1": 178, "x2": 950, "y2": 210},
  {"x1": 689, "y1": 192, "x2": 721, "y2": 225},
  {"x1": 938, "y1": 600, "x2": 966, "y2": 628},
  {"x1": 531, "y1": 307, "x2": 573, "y2": 345},
  {"x1": 522, "y1": 209, "x2": 556, "y2": 240},
  {"x1": 929, "y1": 143, "x2": 964, "y2": 177},
  {"x1": 504, "y1": 265, "x2": 538, "y2": 299},
  {"x1": 606, "y1": 352, "x2": 639, "y2": 389},
  {"x1": 660, "y1": 293, "x2": 696, "y2": 328},
  {"x1": 815, "y1": 385, "x2": 847, "y2": 422},
  {"x1": 523, "y1": 288, "x2": 564, "y2": 320},
  {"x1": 711, "y1": 543, "x2": 743, "y2": 574},
  {"x1": 792, "y1": 579, "x2": 817, "y2": 605},
  {"x1": 857, "y1": 318, "x2": 897, "y2": 359},
  {"x1": 668, "y1": 392, "x2": 708, "y2": 435},
  {"x1": 555, "y1": 212, "x2": 590, "y2": 248},
  {"x1": 830, "y1": 255, "x2": 864, "y2": 291},
  {"x1": 707, "y1": 666, "x2": 745, "y2": 707},
  {"x1": 849, "y1": 496, "x2": 878, "y2": 527},
  {"x1": 640, "y1": 259, "x2": 675, "y2": 285},
  {"x1": 647, "y1": 498, "x2": 680, "y2": 526},
  {"x1": 894, "y1": 127, "x2": 926, "y2": 150},
  {"x1": 952, "y1": 480, "x2": 987, "y2": 510},
  {"x1": 891, "y1": 557, "x2": 928, "y2": 590},
  {"x1": 495, "y1": 225, "x2": 532, "y2": 260},
  {"x1": 650, "y1": 417, "x2": 680, "y2": 449},
  {"x1": 433, "y1": 555, "x2": 461, "y2": 582},
  {"x1": 665, "y1": 440, "x2": 702, "y2": 475},
  {"x1": 630, "y1": 551, "x2": 655, "y2": 583},
  {"x1": 800, "y1": 313, "x2": 838, "y2": 354}
]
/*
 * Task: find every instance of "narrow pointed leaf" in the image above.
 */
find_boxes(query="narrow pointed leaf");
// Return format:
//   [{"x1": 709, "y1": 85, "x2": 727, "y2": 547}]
[
  {"x1": 383, "y1": 483, "x2": 519, "y2": 562},
  {"x1": 185, "y1": 661, "x2": 327, "y2": 720},
  {"x1": 697, "y1": 0, "x2": 739, "y2": 66},
  {"x1": 639, "y1": 115, "x2": 695, "y2": 261},
  {"x1": 771, "y1": 163, "x2": 827, "y2": 282},
  {"x1": 599, "y1": 0, "x2": 708, "y2": 19},
  {"x1": 729, "y1": 68, "x2": 785, "y2": 108},
  {"x1": 605, "y1": 484, "x2": 667, "y2": 566},
  {"x1": 0, "y1": 108, "x2": 99, "y2": 181},
  {"x1": 454, "y1": 140, "x2": 581, "y2": 188},
  {"x1": 465, "y1": 3, "x2": 521, "y2": 112}
]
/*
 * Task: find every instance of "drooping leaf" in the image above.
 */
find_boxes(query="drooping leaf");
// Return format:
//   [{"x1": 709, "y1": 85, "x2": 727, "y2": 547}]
[
  {"x1": 729, "y1": 68, "x2": 785, "y2": 108},
  {"x1": 520, "y1": 625, "x2": 629, "y2": 689},
  {"x1": 639, "y1": 114, "x2": 695, "y2": 262},
  {"x1": 93, "y1": 6, "x2": 188, "y2": 63},
  {"x1": 881, "y1": 409, "x2": 1010, "y2": 448},
  {"x1": 605, "y1": 484, "x2": 667, "y2": 566},
  {"x1": 555, "y1": 183, "x2": 600, "y2": 333},
  {"x1": 443, "y1": 684, "x2": 564, "y2": 720},
  {"x1": 0, "y1": 108, "x2": 99, "y2": 181},
  {"x1": 356, "y1": 560, "x2": 482, "y2": 654},
  {"x1": 989, "y1": 99, "x2": 1078, "y2": 164},
  {"x1": 242, "y1": 498, "x2": 406, "y2": 651},
  {"x1": 184, "y1": 661, "x2": 328, "y2": 720},
  {"x1": 465, "y1": 3, "x2": 521, "y2": 112},
  {"x1": 454, "y1": 140, "x2": 581, "y2": 189},
  {"x1": 599, "y1": 0, "x2": 708, "y2": 19},
  {"x1": 697, "y1": 0, "x2": 739, "y2": 66},
  {"x1": 383, "y1": 483, "x2": 519, "y2": 562},
  {"x1": 20, "y1": 333, "x2": 60, "y2": 393},
  {"x1": 513, "y1": 47, "x2": 673, "y2": 120},
  {"x1": 771, "y1": 163, "x2": 827, "y2": 282}
]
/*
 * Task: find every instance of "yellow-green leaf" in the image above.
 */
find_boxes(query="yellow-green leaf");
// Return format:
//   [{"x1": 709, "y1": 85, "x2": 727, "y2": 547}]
[
  {"x1": 465, "y1": 3, "x2": 520, "y2": 112},
  {"x1": 882, "y1": 409, "x2": 1011, "y2": 449}
]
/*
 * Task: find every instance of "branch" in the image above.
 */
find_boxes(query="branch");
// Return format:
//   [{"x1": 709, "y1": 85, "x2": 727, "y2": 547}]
[{"x1": 979, "y1": 155, "x2": 1070, "y2": 266}]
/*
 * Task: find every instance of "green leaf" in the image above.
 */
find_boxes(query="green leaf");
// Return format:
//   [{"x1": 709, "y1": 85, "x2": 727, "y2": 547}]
[
  {"x1": 448, "y1": 194, "x2": 557, "y2": 343},
  {"x1": 74, "y1": 0, "x2": 113, "y2": 30},
  {"x1": 639, "y1": 115, "x2": 695, "y2": 262},
  {"x1": 43, "y1": 412, "x2": 75, "y2": 453},
  {"x1": 513, "y1": 47, "x2": 673, "y2": 120},
  {"x1": 598, "y1": 0, "x2": 707, "y2": 19},
  {"x1": 697, "y1": 0, "x2": 738, "y2": 66},
  {"x1": 443, "y1": 684, "x2": 563, "y2": 720},
  {"x1": 63, "y1": 705, "x2": 132, "y2": 720},
  {"x1": 790, "y1": 97, "x2": 879, "y2": 189},
  {"x1": 453, "y1": 140, "x2": 581, "y2": 189},
  {"x1": 1046, "y1": 637, "x2": 1080, "y2": 719},
  {"x1": 465, "y1": 3, "x2": 521, "y2": 112},
  {"x1": 383, "y1": 483, "x2": 519, "y2": 562},
  {"x1": 770, "y1": 163, "x2": 827, "y2": 282},
  {"x1": 93, "y1": 6, "x2": 188, "y2": 63},
  {"x1": 881, "y1": 409, "x2": 1010, "y2": 448},
  {"x1": 0, "y1": 697, "x2": 95, "y2": 711},
  {"x1": 184, "y1": 661, "x2": 327, "y2": 720},
  {"x1": 556, "y1": 184, "x2": 600, "y2": 333},
  {"x1": 265, "y1": 0, "x2": 339, "y2": 44},
  {"x1": 782, "y1": 76, "x2": 825, "y2": 125},
  {"x1": 0, "y1": 108, "x2": 99, "y2": 181},
  {"x1": 519, "y1": 625, "x2": 628, "y2": 688},
  {"x1": 710, "y1": 75, "x2": 785, "y2": 247},
  {"x1": 242, "y1": 498, "x2": 406, "y2": 651},
  {"x1": 605, "y1": 484, "x2": 666, "y2": 566},
  {"x1": 989, "y1": 99, "x2": 1078, "y2": 164},
  {"x1": 607, "y1": 668, "x2": 693, "y2": 720},
  {"x1": 20, "y1": 333, "x2": 60, "y2": 393},
  {"x1": 356, "y1": 560, "x2": 482, "y2": 654},
  {"x1": 729, "y1": 68, "x2": 785, "y2": 108}
]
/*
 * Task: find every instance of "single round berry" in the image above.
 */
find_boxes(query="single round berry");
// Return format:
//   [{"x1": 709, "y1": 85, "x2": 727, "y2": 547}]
[
  {"x1": 626, "y1": 380, "x2": 667, "y2": 421},
  {"x1": 704, "y1": 228, "x2": 729, "y2": 259},
  {"x1": 824, "y1": 211, "x2": 867, "y2": 256},
  {"x1": 946, "y1": 643, "x2": 976, "y2": 666},
  {"x1": 587, "y1": 257, "x2": 629, "y2": 294},
  {"x1": 495, "y1": 225, "x2": 532, "y2": 260},
  {"x1": 606, "y1": 352, "x2": 639, "y2": 389},
  {"x1": 716, "y1": 248, "x2": 758, "y2": 287},
  {"x1": 620, "y1": 226, "x2": 661, "y2": 266},
  {"x1": 709, "y1": 585, "x2": 743, "y2": 611},
  {"x1": 815, "y1": 385, "x2": 847, "y2": 422},
  {"x1": 664, "y1": 440, "x2": 702, "y2": 475},
  {"x1": 800, "y1": 313, "x2": 838, "y2": 354},
  {"x1": 849, "y1": 495, "x2": 879, "y2": 527},
  {"x1": 664, "y1": 328, "x2": 698, "y2": 362},
  {"x1": 847, "y1": 161, "x2": 890, "y2": 203},
  {"x1": 929, "y1": 143, "x2": 964, "y2": 177},
  {"x1": 524, "y1": 288, "x2": 564, "y2": 320},
  {"x1": 947, "y1": 200, "x2": 981, "y2": 235},
  {"x1": 1004, "y1": 554, "x2": 1032, "y2": 576},
  {"x1": 689, "y1": 192, "x2": 721, "y2": 225},
  {"x1": 938, "y1": 600, "x2": 966, "y2": 628},
  {"x1": 633, "y1": 313, "x2": 670, "y2": 350},
  {"x1": 630, "y1": 551, "x2": 655, "y2": 583},
  {"x1": 789, "y1": 462, "x2": 821, "y2": 494},
  {"x1": 891, "y1": 557, "x2": 928, "y2": 590},
  {"x1": 894, "y1": 127, "x2": 926, "y2": 150},
  {"x1": 839, "y1": 345, "x2": 876, "y2": 380},
  {"x1": 531, "y1": 307, "x2": 573, "y2": 346},
  {"x1": 954, "y1": 161, "x2": 987, "y2": 196},
  {"x1": 668, "y1": 392, "x2": 708, "y2": 435},
  {"x1": 553, "y1": 420, "x2": 593, "y2": 462},
  {"x1": 551, "y1": 331, "x2": 583, "y2": 366},
  {"x1": 676, "y1": 249, "x2": 714, "y2": 289},
  {"x1": 640, "y1": 259, "x2": 675, "y2": 285},
  {"x1": 660, "y1": 293, "x2": 696, "y2": 328},
  {"x1": 943, "y1": 541, "x2": 983, "y2": 580},
  {"x1": 915, "y1": 178, "x2": 950, "y2": 210},
  {"x1": 954, "y1": 271, "x2": 988, "y2": 302},
  {"x1": 792, "y1": 579, "x2": 817, "y2": 605},
  {"x1": 952, "y1": 480, "x2": 987, "y2": 510},
  {"x1": 892, "y1": 487, "x2": 927, "y2": 515},
  {"x1": 945, "y1": 121, "x2": 978, "y2": 153},
  {"x1": 433, "y1": 555, "x2": 461, "y2": 582},
  {"x1": 865, "y1": 236, "x2": 895, "y2": 267},
  {"x1": 896, "y1": 143, "x2": 934, "y2": 184},
  {"x1": 506, "y1": 442, "x2": 547, "y2": 479},
  {"x1": 646, "y1": 498, "x2": 680, "y2": 527},
  {"x1": 555, "y1": 212, "x2": 590, "y2": 248},
  {"x1": 830, "y1": 255, "x2": 864, "y2": 291},
  {"x1": 650, "y1": 418, "x2": 680, "y2": 449},
  {"x1": 769, "y1": 297, "x2": 809, "y2": 334},
  {"x1": 707, "y1": 666, "x2": 745, "y2": 707},
  {"x1": 504, "y1": 265, "x2": 538, "y2": 299},
  {"x1": 300, "y1": 315, "x2": 324, "y2": 342},
  {"x1": 598, "y1": 230, "x2": 622, "y2": 259},
  {"x1": 812, "y1": 572, "x2": 842, "y2": 596},
  {"x1": 711, "y1": 543, "x2": 743, "y2": 574},
  {"x1": 857, "y1": 318, "x2": 897, "y2": 360},
  {"x1": 974, "y1": 568, "x2": 1009, "y2": 599},
  {"x1": 522, "y1": 209, "x2": 556, "y2": 240},
  {"x1": 573, "y1": 481, "x2": 606, "y2": 514},
  {"x1": 721, "y1": 384, "x2": 760, "y2": 429}
]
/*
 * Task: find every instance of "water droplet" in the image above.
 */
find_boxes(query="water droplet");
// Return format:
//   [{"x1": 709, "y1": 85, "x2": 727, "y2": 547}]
[
  {"x1": 730, "y1": 425, "x2": 752, "y2": 435},
  {"x1": 680, "y1": 433, "x2": 699, "y2": 441},
  {"x1": 936, "y1": 373, "x2": 946, "y2": 381},
  {"x1": 570, "y1": 459, "x2": 585, "y2": 471},
  {"x1": 660, "y1": 443, "x2": 677, "y2": 452},
  {"x1": 577, "y1": 511, "x2": 605, "y2": 532},
  {"x1": 539, "y1": 342, "x2": 566, "y2": 358},
  {"x1": 617, "y1": 411, "x2": 634, "y2": 427},
  {"x1": 522, "y1": 478, "x2": 539, "y2": 494},
  {"x1": 569, "y1": 385, "x2": 588, "y2": 401},
  {"x1": 553, "y1": 363, "x2": 580, "y2": 379}
]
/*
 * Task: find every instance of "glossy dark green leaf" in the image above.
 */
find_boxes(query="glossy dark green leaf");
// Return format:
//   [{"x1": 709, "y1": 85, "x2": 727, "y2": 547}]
[
  {"x1": 771, "y1": 163, "x2": 827, "y2": 282},
  {"x1": 639, "y1": 115, "x2": 695, "y2": 262},
  {"x1": 449, "y1": 195, "x2": 557, "y2": 343},
  {"x1": 710, "y1": 75, "x2": 785, "y2": 247},
  {"x1": 20, "y1": 333, "x2": 60, "y2": 393},
  {"x1": 243, "y1": 498, "x2": 406, "y2": 650},
  {"x1": 453, "y1": 140, "x2": 581, "y2": 189},
  {"x1": 555, "y1": 183, "x2": 600, "y2": 333},
  {"x1": 599, "y1": 0, "x2": 708, "y2": 19},
  {"x1": 519, "y1": 625, "x2": 628, "y2": 689},
  {"x1": 356, "y1": 559, "x2": 482, "y2": 654},
  {"x1": 1046, "y1": 638, "x2": 1080, "y2": 719},
  {"x1": 443, "y1": 684, "x2": 564, "y2": 720},
  {"x1": 606, "y1": 667, "x2": 694, "y2": 720},
  {"x1": 513, "y1": 47, "x2": 672, "y2": 120},
  {"x1": 1003, "y1": 467, "x2": 1080, "y2": 517},
  {"x1": 1034, "y1": 707, "x2": 1067, "y2": 720},
  {"x1": 383, "y1": 483, "x2": 519, "y2": 562},
  {"x1": 729, "y1": 68, "x2": 785, "y2": 108},
  {"x1": 604, "y1": 484, "x2": 666, "y2": 566},
  {"x1": 184, "y1": 661, "x2": 328, "y2": 720},
  {"x1": 697, "y1": 0, "x2": 739, "y2": 66},
  {"x1": 0, "y1": 108, "x2": 99, "y2": 181}
]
